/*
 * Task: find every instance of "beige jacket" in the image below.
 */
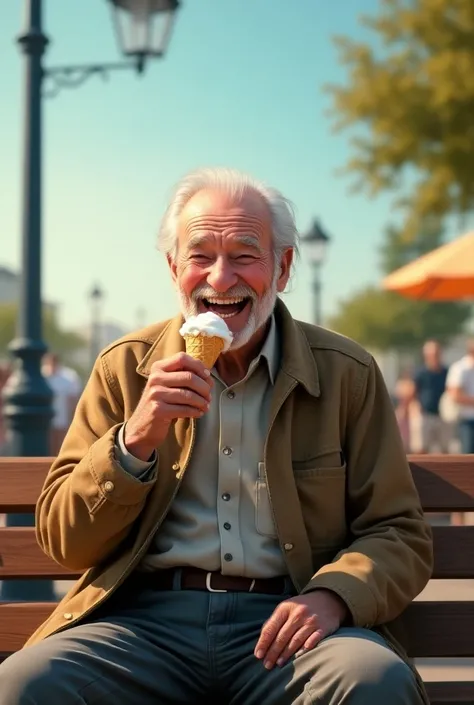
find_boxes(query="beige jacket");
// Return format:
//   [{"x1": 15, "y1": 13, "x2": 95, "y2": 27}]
[{"x1": 27, "y1": 300, "x2": 433, "y2": 689}]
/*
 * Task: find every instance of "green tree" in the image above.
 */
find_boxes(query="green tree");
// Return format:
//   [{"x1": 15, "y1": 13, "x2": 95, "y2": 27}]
[
  {"x1": 379, "y1": 214, "x2": 448, "y2": 272},
  {"x1": 327, "y1": 217, "x2": 471, "y2": 350},
  {"x1": 327, "y1": 287, "x2": 469, "y2": 351},
  {"x1": 326, "y1": 0, "x2": 474, "y2": 237},
  {"x1": 0, "y1": 304, "x2": 87, "y2": 371}
]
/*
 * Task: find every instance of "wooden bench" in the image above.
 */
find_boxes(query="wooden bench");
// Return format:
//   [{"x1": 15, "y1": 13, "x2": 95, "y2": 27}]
[{"x1": 0, "y1": 455, "x2": 473, "y2": 703}]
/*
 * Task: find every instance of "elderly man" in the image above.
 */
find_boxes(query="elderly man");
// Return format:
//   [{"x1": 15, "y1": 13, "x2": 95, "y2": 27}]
[{"x1": 0, "y1": 168, "x2": 432, "y2": 705}]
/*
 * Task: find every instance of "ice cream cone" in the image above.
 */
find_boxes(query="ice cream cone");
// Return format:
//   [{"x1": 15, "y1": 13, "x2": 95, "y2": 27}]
[
  {"x1": 184, "y1": 334, "x2": 225, "y2": 369},
  {"x1": 180, "y1": 312, "x2": 233, "y2": 368}
]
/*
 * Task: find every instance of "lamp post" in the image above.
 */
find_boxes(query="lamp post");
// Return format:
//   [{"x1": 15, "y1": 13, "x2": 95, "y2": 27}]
[
  {"x1": 89, "y1": 284, "x2": 105, "y2": 369},
  {"x1": 301, "y1": 220, "x2": 331, "y2": 327},
  {"x1": 1, "y1": 0, "x2": 180, "y2": 602}
]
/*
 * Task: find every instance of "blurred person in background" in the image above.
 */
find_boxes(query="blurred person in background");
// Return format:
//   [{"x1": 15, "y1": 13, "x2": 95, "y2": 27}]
[
  {"x1": 413, "y1": 341, "x2": 450, "y2": 454},
  {"x1": 42, "y1": 352, "x2": 82, "y2": 455},
  {"x1": 0, "y1": 363, "x2": 12, "y2": 452},
  {"x1": 446, "y1": 338, "x2": 474, "y2": 454},
  {"x1": 394, "y1": 369, "x2": 419, "y2": 453}
]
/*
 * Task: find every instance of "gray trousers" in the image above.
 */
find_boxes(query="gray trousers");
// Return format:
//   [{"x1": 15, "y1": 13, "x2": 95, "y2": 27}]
[{"x1": 0, "y1": 582, "x2": 424, "y2": 704}]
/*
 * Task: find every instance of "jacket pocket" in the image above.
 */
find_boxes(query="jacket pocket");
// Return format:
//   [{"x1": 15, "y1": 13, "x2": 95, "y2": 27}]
[
  {"x1": 292, "y1": 448, "x2": 344, "y2": 473},
  {"x1": 255, "y1": 462, "x2": 278, "y2": 539},
  {"x1": 293, "y1": 462, "x2": 347, "y2": 549}
]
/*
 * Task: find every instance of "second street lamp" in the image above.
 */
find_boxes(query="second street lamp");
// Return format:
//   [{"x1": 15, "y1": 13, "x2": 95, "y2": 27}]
[
  {"x1": 1, "y1": 0, "x2": 181, "y2": 602},
  {"x1": 89, "y1": 285, "x2": 105, "y2": 370},
  {"x1": 301, "y1": 219, "x2": 331, "y2": 327}
]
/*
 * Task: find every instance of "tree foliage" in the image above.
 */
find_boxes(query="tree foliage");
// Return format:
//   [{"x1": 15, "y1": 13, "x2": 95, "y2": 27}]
[
  {"x1": 327, "y1": 286, "x2": 469, "y2": 351},
  {"x1": 379, "y1": 214, "x2": 449, "y2": 273},
  {"x1": 326, "y1": 0, "x2": 474, "y2": 237},
  {"x1": 0, "y1": 304, "x2": 87, "y2": 368}
]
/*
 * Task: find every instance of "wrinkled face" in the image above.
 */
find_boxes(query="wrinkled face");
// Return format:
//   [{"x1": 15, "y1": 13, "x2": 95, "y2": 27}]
[{"x1": 169, "y1": 188, "x2": 293, "y2": 350}]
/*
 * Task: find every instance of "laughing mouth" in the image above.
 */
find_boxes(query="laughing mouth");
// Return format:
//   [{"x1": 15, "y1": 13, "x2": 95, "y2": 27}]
[{"x1": 201, "y1": 296, "x2": 250, "y2": 319}]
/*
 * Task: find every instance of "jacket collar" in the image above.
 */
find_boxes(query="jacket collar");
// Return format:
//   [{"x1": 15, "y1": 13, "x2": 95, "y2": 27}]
[
  {"x1": 136, "y1": 298, "x2": 320, "y2": 398},
  {"x1": 274, "y1": 298, "x2": 320, "y2": 397},
  {"x1": 241, "y1": 313, "x2": 278, "y2": 385}
]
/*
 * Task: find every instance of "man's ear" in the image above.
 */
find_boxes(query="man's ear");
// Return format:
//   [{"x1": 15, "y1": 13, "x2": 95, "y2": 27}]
[
  {"x1": 168, "y1": 254, "x2": 178, "y2": 286},
  {"x1": 276, "y1": 248, "x2": 294, "y2": 293}
]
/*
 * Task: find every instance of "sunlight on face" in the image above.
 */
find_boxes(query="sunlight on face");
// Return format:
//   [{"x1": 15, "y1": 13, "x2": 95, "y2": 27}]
[
  {"x1": 178, "y1": 267, "x2": 280, "y2": 350},
  {"x1": 173, "y1": 188, "x2": 285, "y2": 350}
]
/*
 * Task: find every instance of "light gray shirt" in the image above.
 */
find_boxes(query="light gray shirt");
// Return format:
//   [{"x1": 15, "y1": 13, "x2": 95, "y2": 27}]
[{"x1": 116, "y1": 316, "x2": 287, "y2": 578}]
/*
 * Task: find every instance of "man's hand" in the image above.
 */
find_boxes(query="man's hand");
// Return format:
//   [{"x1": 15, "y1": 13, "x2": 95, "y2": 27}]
[
  {"x1": 124, "y1": 353, "x2": 213, "y2": 460},
  {"x1": 254, "y1": 589, "x2": 349, "y2": 670}
]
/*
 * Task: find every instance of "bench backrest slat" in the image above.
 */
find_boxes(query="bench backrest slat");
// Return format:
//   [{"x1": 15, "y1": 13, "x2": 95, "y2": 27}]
[
  {"x1": 402, "y1": 601, "x2": 474, "y2": 657},
  {"x1": 0, "y1": 528, "x2": 79, "y2": 579},
  {"x1": 410, "y1": 455, "x2": 474, "y2": 510},
  {"x1": 0, "y1": 459, "x2": 51, "y2": 512},
  {"x1": 1, "y1": 525, "x2": 473, "y2": 580},
  {"x1": 0, "y1": 603, "x2": 55, "y2": 652},
  {"x1": 431, "y1": 525, "x2": 474, "y2": 578},
  {"x1": 1, "y1": 455, "x2": 473, "y2": 512},
  {"x1": 424, "y1": 681, "x2": 474, "y2": 705}
]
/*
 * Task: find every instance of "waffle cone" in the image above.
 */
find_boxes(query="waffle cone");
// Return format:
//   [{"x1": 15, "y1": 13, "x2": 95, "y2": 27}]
[{"x1": 184, "y1": 334, "x2": 225, "y2": 369}]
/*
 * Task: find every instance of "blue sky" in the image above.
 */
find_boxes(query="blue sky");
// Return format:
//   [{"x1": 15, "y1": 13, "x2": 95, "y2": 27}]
[{"x1": 1, "y1": 0, "x2": 396, "y2": 333}]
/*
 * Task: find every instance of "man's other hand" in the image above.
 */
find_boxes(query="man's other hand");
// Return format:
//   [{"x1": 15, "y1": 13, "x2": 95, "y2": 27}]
[{"x1": 254, "y1": 589, "x2": 349, "y2": 670}]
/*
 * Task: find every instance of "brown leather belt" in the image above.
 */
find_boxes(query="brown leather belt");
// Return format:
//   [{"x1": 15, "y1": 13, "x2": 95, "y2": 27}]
[{"x1": 129, "y1": 568, "x2": 291, "y2": 595}]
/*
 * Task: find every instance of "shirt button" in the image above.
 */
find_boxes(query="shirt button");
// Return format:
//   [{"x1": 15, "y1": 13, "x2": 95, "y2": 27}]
[
  {"x1": 223, "y1": 522, "x2": 231, "y2": 530},
  {"x1": 222, "y1": 493, "x2": 231, "y2": 501},
  {"x1": 222, "y1": 446, "x2": 233, "y2": 456},
  {"x1": 224, "y1": 553, "x2": 233, "y2": 562},
  {"x1": 284, "y1": 543, "x2": 294, "y2": 552},
  {"x1": 63, "y1": 612, "x2": 74, "y2": 621},
  {"x1": 227, "y1": 391, "x2": 235, "y2": 399},
  {"x1": 103, "y1": 481, "x2": 114, "y2": 493}
]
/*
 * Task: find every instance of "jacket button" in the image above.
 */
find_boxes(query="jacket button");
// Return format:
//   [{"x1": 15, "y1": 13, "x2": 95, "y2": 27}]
[
  {"x1": 284, "y1": 543, "x2": 294, "y2": 551},
  {"x1": 172, "y1": 462, "x2": 180, "y2": 471},
  {"x1": 103, "y1": 481, "x2": 114, "y2": 493},
  {"x1": 63, "y1": 612, "x2": 73, "y2": 620}
]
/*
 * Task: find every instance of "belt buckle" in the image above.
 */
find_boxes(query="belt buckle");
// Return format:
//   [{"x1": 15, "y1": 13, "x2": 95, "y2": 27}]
[{"x1": 205, "y1": 572, "x2": 227, "y2": 593}]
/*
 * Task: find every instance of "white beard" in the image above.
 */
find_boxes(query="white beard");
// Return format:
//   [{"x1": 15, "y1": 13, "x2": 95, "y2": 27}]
[{"x1": 178, "y1": 267, "x2": 279, "y2": 351}]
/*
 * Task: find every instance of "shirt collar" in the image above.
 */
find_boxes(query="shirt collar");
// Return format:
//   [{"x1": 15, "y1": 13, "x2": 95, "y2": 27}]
[
  {"x1": 248, "y1": 314, "x2": 279, "y2": 385},
  {"x1": 210, "y1": 314, "x2": 279, "y2": 386}
]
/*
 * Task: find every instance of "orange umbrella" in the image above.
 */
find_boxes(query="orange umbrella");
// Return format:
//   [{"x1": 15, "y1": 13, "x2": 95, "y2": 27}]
[{"x1": 382, "y1": 231, "x2": 474, "y2": 300}]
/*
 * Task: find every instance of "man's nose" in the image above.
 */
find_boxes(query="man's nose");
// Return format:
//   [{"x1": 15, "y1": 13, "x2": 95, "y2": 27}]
[{"x1": 206, "y1": 257, "x2": 238, "y2": 292}]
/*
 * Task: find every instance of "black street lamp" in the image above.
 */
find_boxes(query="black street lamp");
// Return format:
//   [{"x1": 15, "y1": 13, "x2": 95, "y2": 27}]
[
  {"x1": 1, "y1": 0, "x2": 180, "y2": 602},
  {"x1": 301, "y1": 220, "x2": 331, "y2": 327},
  {"x1": 44, "y1": 1, "x2": 180, "y2": 96},
  {"x1": 112, "y1": 0, "x2": 179, "y2": 72},
  {"x1": 89, "y1": 284, "x2": 105, "y2": 370}
]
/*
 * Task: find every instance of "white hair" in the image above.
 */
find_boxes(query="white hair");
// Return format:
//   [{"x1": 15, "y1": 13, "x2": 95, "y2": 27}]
[{"x1": 157, "y1": 166, "x2": 300, "y2": 262}]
